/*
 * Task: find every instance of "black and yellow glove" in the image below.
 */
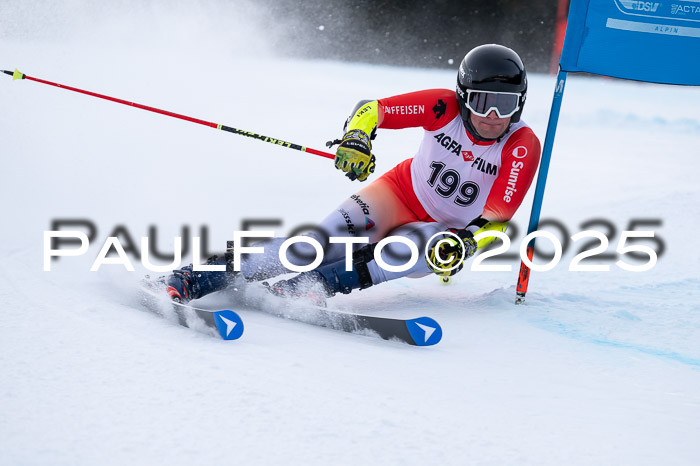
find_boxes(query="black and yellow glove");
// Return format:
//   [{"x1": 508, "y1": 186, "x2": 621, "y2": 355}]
[
  {"x1": 333, "y1": 129, "x2": 376, "y2": 182},
  {"x1": 426, "y1": 229, "x2": 477, "y2": 277},
  {"x1": 427, "y1": 218, "x2": 509, "y2": 276},
  {"x1": 328, "y1": 100, "x2": 380, "y2": 182}
]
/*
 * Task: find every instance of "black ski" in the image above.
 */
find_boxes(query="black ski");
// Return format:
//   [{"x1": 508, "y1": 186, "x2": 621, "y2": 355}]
[
  {"x1": 256, "y1": 305, "x2": 443, "y2": 346},
  {"x1": 139, "y1": 287, "x2": 244, "y2": 340},
  {"x1": 138, "y1": 287, "x2": 440, "y2": 346}
]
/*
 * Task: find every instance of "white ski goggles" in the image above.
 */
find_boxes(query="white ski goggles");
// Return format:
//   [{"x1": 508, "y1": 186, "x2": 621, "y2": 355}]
[{"x1": 465, "y1": 89, "x2": 521, "y2": 118}]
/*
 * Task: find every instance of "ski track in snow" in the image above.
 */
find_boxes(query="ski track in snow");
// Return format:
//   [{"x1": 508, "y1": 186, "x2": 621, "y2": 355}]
[{"x1": 2, "y1": 5, "x2": 700, "y2": 465}]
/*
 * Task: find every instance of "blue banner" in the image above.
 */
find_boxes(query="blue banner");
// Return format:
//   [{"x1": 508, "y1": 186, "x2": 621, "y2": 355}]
[{"x1": 560, "y1": 0, "x2": 700, "y2": 85}]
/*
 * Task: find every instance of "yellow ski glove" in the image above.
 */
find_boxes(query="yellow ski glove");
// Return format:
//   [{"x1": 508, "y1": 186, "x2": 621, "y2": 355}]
[{"x1": 333, "y1": 129, "x2": 376, "y2": 181}]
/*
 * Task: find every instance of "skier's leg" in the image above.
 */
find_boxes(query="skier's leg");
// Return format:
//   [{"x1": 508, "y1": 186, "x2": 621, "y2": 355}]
[
  {"x1": 270, "y1": 221, "x2": 448, "y2": 298},
  {"x1": 239, "y1": 175, "x2": 427, "y2": 280},
  {"x1": 163, "y1": 165, "x2": 432, "y2": 302}
]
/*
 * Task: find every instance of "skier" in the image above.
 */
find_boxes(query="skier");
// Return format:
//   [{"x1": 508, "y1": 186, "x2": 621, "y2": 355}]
[{"x1": 159, "y1": 44, "x2": 541, "y2": 304}]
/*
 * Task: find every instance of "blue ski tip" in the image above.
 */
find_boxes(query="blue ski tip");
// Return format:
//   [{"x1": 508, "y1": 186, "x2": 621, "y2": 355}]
[
  {"x1": 213, "y1": 310, "x2": 244, "y2": 340},
  {"x1": 406, "y1": 317, "x2": 442, "y2": 346}
]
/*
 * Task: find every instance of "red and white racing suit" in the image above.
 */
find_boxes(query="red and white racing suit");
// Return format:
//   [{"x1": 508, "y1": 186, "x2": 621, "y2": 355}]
[{"x1": 241, "y1": 89, "x2": 541, "y2": 283}]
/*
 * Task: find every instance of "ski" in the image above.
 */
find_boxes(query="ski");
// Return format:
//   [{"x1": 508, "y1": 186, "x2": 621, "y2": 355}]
[
  {"x1": 139, "y1": 287, "x2": 244, "y2": 340},
  {"x1": 256, "y1": 305, "x2": 443, "y2": 346},
  {"x1": 138, "y1": 287, "x2": 440, "y2": 346}
]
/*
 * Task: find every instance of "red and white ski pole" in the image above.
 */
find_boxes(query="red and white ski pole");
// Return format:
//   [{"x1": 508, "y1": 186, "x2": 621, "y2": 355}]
[{"x1": 2, "y1": 68, "x2": 335, "y2": 160}]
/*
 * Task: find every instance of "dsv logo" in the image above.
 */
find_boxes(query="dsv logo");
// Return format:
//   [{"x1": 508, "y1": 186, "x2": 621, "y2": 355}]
[{"x1": 618, "y1": 1, "x2": 660, "y2": 13}]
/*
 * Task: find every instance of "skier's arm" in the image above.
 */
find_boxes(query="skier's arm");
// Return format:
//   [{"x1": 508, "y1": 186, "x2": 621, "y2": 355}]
[
  {"x1": 481, "y1": 126, "x2": 541, "y2": 222},
  {"x1": 377, "y1": 89, "x2": 459, "y2": 131},
  {"x1": 454, "y1": 128, "x2": 541, "y2": 257},
  {"x1": 342, "y1": 89, "x2": 460, "y2": 134},
  {"x1": 331, "y1": 90, "x2": 459, "y2": 181}
]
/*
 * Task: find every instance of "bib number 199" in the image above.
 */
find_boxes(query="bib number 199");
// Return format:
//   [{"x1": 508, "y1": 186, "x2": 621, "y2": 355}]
[{"x1": 427, "y1": 161, "x2": 480, "y2": 207}]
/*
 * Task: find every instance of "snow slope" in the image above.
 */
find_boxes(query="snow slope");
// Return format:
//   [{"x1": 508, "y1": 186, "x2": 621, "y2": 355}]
[{"x1": 1, "y1": 3, "x2": 700, "y2": 465}]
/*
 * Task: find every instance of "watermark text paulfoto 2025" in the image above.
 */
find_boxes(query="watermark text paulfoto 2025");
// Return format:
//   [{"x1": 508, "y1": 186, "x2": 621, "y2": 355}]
[{"x1": 43, "y1": 217, "x2": 664, "y2": 274}]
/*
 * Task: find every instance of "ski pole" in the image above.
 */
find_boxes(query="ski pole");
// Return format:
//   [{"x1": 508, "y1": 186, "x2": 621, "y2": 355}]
[
  {"x1": 2, "y1": 69, "x2": 335, "y2": 160},
  {"x1": 515, "y1": 69, "x2": 568, "y2": 305}
]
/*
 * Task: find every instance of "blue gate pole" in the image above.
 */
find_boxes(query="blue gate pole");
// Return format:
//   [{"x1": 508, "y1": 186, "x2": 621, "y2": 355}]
[{"x1": 515, "y1": 68, "x2": 568, "y2": 304}]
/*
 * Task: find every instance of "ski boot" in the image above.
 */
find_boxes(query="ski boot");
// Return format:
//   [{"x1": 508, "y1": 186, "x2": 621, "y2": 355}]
[
  {"x1": 158, "y1": 241, "x2": 239, "y2": 304},
  {"x1": 161, "y1": 255, "x2": 233, "y2": 303}
]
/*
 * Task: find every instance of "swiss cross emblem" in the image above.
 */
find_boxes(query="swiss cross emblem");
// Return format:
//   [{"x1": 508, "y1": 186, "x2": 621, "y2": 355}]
[{"x1": 462, "y1": 151, "x2": 474, "y2": 162}]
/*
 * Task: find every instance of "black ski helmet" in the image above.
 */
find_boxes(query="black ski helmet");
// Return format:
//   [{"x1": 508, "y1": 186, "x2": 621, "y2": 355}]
[{"x1": 456, "y1": 44, "x2": 528, "y2": 141}]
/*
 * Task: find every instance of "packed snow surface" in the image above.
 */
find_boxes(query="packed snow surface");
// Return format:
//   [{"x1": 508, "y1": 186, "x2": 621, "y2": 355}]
[{"x1": 1, "y1": 3, "x2": 699, "y2": 465}]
